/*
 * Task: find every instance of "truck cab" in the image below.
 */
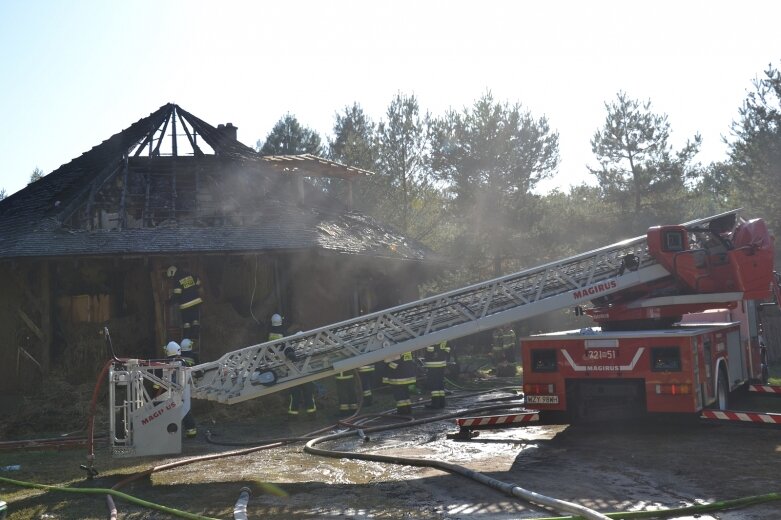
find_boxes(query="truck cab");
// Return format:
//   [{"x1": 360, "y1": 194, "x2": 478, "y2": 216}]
[{"x1": 521, "y1": 302, "x2": 765, "y2": 422}]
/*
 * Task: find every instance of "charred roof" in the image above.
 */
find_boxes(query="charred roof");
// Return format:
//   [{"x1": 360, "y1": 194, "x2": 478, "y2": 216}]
[{"x1": 0, "y1": 103, "x2": 431, "y2": 262}]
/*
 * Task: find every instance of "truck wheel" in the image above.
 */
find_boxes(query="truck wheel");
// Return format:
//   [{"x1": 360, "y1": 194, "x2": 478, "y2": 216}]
[{"x1": 715, "y1": 370, "x2": 729, "y2": 411}]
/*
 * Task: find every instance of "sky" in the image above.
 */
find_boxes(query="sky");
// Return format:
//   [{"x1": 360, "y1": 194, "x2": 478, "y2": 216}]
[{"x1": 0, "y1": 0, "x2": 779, "y2": 197}]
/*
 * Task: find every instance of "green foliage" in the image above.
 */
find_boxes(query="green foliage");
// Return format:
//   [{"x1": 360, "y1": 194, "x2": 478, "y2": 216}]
[
  {"x1": 251, "y1": 62, "x2": 781, "y2": 298},
  {"x1": 535, "y1": 184, "x2": 624, "y2": 259},
  {"x1": 686, "y1": 161, "x2": 735, "y2": 217},
  {"x1": 327, "y1": 103, "x2": 382, "y2": 213},
  {"x1": 257, "y1": 114, "x2": 322, "y2": 155},
  {"x1": 328, "y1": 103, "x2": 377, "y2": 171},
  {"x1": 769, "y1": 362, "x2": 781, "y2": 386},
  {"x1": 727, "y1": 62, "x2": 781, "y2": 246},
  {"x1": 590, "y1": 92, "x2": 702, "y2": 233},
  {"x1": 375, "y1": 93, "x2": 435, "y2": 236},
  {"x1": 429, "y1": 92, "x2": 559, "y2": 280},
  {"x1": 29, "y1": 167, "x2": 45, "y2": 184}
]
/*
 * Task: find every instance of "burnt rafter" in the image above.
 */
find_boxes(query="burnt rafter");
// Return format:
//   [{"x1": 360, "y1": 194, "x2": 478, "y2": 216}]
[
  {"x1": 42, "y1": 102, "x2": 368, "y2": 226},
  {"x1": 0, "y1": 102, "x2": 404, "y2": 261},
  {"x1": 176, "y1": 106, "x2": 259, "y2": 161},
  {"x1": 53, "y1": 104, "x2": 259, "y2": 226},
  {"x1": 179, "y1": 116, "x2": 203, "y2": 157},
  {"x1": 50, "y1": 104, "x2": 172, "y2": 222},
  {"x1": 127, "y1": 104, "x2": 258, "y2": 160}
]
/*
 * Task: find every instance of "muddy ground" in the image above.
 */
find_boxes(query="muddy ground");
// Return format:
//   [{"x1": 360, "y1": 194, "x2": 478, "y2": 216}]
[{"x1": 1, "y1": 384, "x2": 780, "y2": 520}]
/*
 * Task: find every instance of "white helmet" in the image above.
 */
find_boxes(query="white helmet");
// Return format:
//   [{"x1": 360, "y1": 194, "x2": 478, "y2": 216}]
[
  {"x1": 271, "y1": 313, "x2": 283, "y2": 326},
  {"x1": 166, "y1": 265, "x2": 178, "y2": 278},
  {"x1": 181, "y1": 338, "x2": 193, "y2": 352},
  {"x1": 165, "y1": 341, "x2": 181, "y2": 356}
]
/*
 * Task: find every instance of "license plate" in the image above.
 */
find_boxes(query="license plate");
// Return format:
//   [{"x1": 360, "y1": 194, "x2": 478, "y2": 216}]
[{"x1": 526, "y1": 395, "x2": 559, "y2": 404}]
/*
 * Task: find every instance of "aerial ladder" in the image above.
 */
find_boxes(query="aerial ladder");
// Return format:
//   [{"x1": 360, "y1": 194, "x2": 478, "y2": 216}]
[{"x1": 109, "y1": 209, "x2": 768, "y2": 456}]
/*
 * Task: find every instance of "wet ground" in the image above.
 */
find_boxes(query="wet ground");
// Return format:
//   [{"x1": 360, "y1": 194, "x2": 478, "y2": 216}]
[{"x1": 1, "y1": 386, "x2": 780, "y2": 519}]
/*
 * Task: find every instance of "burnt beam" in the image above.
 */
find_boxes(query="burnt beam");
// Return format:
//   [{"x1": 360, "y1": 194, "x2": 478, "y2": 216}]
[
  {"x1": 57, "y1": 159, "x2": 124, "y2": 226},
  {"x1": 179, "y1": 113, "x2": 203, "y2": 156},
  {"x1": 152, "y1": 112, "x2": 171, "y2": 157},
  {"x1": 119, "y1": 155, "x2": 129, "y2": 229},
  {"x1": 171, "y1": 107, "x2": 178, "y2": 157}
]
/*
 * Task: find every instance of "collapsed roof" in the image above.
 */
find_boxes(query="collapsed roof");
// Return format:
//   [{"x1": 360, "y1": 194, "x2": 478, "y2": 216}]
[{"x1": 0, "y1": 103, "x2": 430, "y2": 262}]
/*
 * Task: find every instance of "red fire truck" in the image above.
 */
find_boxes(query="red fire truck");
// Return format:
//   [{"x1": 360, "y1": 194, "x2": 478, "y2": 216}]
[
  {"x1": 110, "y1": 210, "x2": 778, "y2": 456},
  {"x1": 521, "y1": 213, "x2": 776, "y2": 421}
]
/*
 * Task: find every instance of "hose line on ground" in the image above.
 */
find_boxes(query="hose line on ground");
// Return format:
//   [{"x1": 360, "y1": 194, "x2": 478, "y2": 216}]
[
  {"x1": 303, "y1": 402, "x2": 611, "y2": 520},
  {"x1": 305, "y1": 401, "x2": 779, "y2": 519},
  {"x1": 0, "y1": 475, "x2": 220, "y2": 520}
]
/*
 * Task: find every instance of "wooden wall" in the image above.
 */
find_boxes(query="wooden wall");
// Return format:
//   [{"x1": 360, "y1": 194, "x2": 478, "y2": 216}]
[{"x1": 0, "y1": 252, "x2": 426, "y2": 395}]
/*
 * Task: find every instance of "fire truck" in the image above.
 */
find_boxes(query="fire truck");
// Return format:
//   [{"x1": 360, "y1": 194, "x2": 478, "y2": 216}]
[
  {"x1": 108, "y1": 209, "x2": 779, "y2": 456},
  {"x1": 521, "y1": 212, "x2": 776, "y2": 421}
]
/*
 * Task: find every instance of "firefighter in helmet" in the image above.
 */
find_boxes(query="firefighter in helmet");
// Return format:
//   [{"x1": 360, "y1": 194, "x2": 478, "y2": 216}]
[
  {"x1": 424, "y1": 340, "x2": 450, "y2": 409},
  {"x1": 385, "y1": 352, "x2": 416, "y2": 415},
  {"x1": 163, "y1": 341, "x2": 198, "y2": 438},
  {"x1": 271, "y1": 314, "x2": 316, "y2": 418},
  {"x1": 500, "y1": 325, "x2": 518, "y2": 377},
  {"x1": 167, "y1": 265, "x2": 204, "y2": 344}
]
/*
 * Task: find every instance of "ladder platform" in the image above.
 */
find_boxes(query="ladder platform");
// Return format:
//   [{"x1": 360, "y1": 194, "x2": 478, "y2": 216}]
[
  {"x1": 448, "y1": 411, "x2": 539, "y2": 439},
  {"x1": 748, "y1": 384, "x2": 781, "y2": 395},
  {"x1": 700, "y1": 409, "x2": 781, "y2": 426}
]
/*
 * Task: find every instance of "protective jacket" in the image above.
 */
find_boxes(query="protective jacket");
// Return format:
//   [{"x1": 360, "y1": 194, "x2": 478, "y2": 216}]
[
  {"x1": 172, "y1": 269, "x2": 203, "y2": 310},
  {"x1": 385, "y1": 352, "x2": 416, "y2": 415},
  {"x1": 424, "y1": 341, "x2": 449, "y2": 408}
]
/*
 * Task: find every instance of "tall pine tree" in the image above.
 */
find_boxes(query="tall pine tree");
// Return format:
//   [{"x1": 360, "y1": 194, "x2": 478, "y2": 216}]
[
  {"x1": 430, "y1": 92, "x2": 559, "y2": 279},
  {"x1": 590, "y1": 92, "x2": 701, "y2": 232},
  {"x1": 727, "y1": 62, "x2": 781, "y2": 243},
  {"x1": 257, "y1": 114, "x2": 322, "y2": 155}
]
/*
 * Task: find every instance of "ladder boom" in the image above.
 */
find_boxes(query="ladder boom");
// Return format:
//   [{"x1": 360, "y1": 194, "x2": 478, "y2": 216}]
[{"x1": 190, "y1": 210, "x2": 740, "y2": 404}]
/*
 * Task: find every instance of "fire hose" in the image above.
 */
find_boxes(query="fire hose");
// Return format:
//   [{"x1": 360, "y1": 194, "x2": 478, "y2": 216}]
[
  {"x1": 303, "y1": 403, "x2": 612, "y2": 520},
  {"x1": 0, "y1": 475, "x2": 220, "y2": 520},
  {"x1": 3, "y1": 472, "x2": 778, "y2": 520},
  {"x1": 4, "y1": 378, "x2": 778, "y2": 518}
]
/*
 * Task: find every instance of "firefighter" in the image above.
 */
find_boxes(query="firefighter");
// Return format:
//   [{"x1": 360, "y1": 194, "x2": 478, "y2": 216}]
[
  {"x1": 268, "y1": 313, "x2": 285, "y2": 341},
  {"x1": 167, "y1": 265, "x2": 204, "y2": 342},
  {"x1": 178, "y1": 338, "x2": 200, "y2": 437},
  {"x1": 358, "y1": 364, "x2": 376, "y2": 406},
  {"x1": 491, "y1": 327, "x2": 505, "y2": 368},
  {"x1": 501, "y1": 325, "x2": 518, "y2": 377},
  {"x1": 335, "y1": 370, "x2": 358, "y2": 416},
  {"x1": 385, "y1": 352, "x2": 416, "y2": 415},
  {"x1": 424, "y1": 340, "x2": 450, "y2": 409},
  {"x1": 271, "y1": 314, "x2": 316, "y2": 418},
  {"x1": 180, "y1": 338, "x2": 200, "y2": 366},
  {"x1": 163, "y1": 341, "x2": 198, "y2": 438}
]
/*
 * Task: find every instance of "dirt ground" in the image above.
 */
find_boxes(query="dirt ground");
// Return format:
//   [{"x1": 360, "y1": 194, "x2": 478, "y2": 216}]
[{"x1": 1, "y1": 383, "x2": 780, "y2": 520}]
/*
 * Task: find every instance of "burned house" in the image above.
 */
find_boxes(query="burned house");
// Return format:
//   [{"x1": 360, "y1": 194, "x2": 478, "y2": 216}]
[{"x1": 0, "y1": 104, "x2": 435, "y2": 393}]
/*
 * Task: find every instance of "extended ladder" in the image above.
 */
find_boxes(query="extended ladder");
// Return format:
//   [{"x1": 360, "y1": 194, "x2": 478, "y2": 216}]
[{"x1": 190, "y1": 210, "x2": 739, "y2": 404}]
